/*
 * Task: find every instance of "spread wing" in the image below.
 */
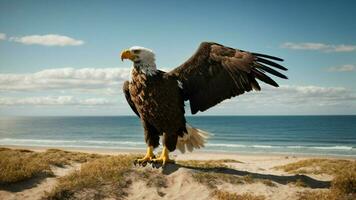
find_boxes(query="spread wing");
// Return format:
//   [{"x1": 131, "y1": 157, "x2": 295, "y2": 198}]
[
  {"x1": 168, "y1": 42, "x2": 288, "y2": 114},
  {"x1": 123, "y1": 81, "x2": 140, "y2": 117}
]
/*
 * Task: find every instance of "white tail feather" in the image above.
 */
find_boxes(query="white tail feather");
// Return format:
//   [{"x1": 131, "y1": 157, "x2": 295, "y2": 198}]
[{"x1": 176, "y1": 124, "x2": 209, "y2": 153}]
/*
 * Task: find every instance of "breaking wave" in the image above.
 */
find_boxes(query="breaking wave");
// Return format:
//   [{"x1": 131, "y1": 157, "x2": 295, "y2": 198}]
[
  {"x1": 0, "y1": 138, "x2": 145, "y2": 146},
  {"x1": 0, "y1": 138, "x2": 353, "y2": 152},
  {"x1": 207, "y1": 143, "x2": 353, "y2": 151}
]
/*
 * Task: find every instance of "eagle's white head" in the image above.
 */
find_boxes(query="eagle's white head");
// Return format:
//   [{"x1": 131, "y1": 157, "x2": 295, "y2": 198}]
[{"x1": 120, "y1": 46, "x2": 157, "y2": 76}]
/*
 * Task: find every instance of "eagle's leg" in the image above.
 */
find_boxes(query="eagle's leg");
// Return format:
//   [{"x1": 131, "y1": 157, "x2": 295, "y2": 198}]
[
  {"x1": 134, "y1": 146, "x2": 155, "y2": 166},
  {"x1": 152, "y1": 146, "x2": 174, "y2": 166}
]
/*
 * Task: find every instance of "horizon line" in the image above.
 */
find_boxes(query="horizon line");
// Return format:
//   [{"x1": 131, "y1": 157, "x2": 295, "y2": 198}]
[{"x1": 1, "y1": 114, "x2": 355, "y2": 117}]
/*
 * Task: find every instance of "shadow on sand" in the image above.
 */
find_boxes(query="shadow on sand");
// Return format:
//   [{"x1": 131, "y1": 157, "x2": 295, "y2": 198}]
[
  {"x1": 0, "y1": 173, "x2": 53, "y2": 192},
  {"x1": 158, "y1": 163, "x2": 331, "y2": 189},
  {"x1": 1, "y1": 162, "x2": 331, "y2": 193}
]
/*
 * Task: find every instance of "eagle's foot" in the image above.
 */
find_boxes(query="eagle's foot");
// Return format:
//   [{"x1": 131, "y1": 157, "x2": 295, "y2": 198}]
[
  {"x1": 134, "y1": 155, "x2": 156, "y2": 167},
  {"x1": 151, "y1": 146, "x2": 174, "y2": 167},
  {"x1": 134, "y1": 146, "x2": 155, "y2": 167}
]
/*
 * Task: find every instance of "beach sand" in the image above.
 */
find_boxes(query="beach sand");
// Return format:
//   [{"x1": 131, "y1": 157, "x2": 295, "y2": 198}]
[{"x1": 0, "y1": 146, "x2": 354, "y2": 200}]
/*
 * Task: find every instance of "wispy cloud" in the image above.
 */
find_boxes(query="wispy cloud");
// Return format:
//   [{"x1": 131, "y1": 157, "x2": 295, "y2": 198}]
[
  {"x1": 3, "y1": 84, "x2": 353, "y2": 110},
  {"x1": 0, "y1": 68, "x2": 131, "y2": 93},
  {"x1": 281, "y1": 42, "x2": 356, "y2": 52},
  {"x1": 271, "y1": 85, "x2": 356, "y2": 105},
  {"x1": 224, "y1": 85, "x2": 356, "y2": 107},
  {"x1": 9, "y1": 34, "x2": 84, "y2": 46},
  {"x1": 0, "y1": 96, "x2": 114, "y2": 106},
  {"x1": 0, "y1": 68, "x2": 355, "y2": 114},
  {"x1": 0, "y1": 33, "x2": 6, "y2": 40},
  {"x1": 327, "y1": 64, "x2": 355, "y2": 72}
]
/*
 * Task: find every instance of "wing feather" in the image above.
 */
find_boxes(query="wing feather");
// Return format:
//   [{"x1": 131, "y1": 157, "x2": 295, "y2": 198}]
[
  {"x1": 168, "y1": 42, "x2": 287, "y2": 114},
  {"x1": 251, "y1": 68, "x2": 279, "y2": 87},
  {"x1": 256, "y1": 57, "x2": 288, "y2": 71},
  {"x1": 123, "y1": 81, "x2": 140, "y2": 117},
  {"x1": 251, "y1": 52, "x2": 284, "y2": 61},
  {"x1": 256, "y1": 63, "x2": 288, "y2": 79}
]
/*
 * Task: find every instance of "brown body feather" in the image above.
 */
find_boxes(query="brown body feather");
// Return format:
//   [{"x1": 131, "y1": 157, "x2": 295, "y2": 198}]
[
  {"x1": 126, "y1": 68, "x2": 186, "y2": 152},
  {"x1": 123, "y1": 42, "x2": 287, "y2": 152}
]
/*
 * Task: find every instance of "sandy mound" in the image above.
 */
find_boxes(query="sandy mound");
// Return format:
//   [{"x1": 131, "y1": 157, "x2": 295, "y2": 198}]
[
  {"x1": 0, "y1": 164, "x2": 79, "y2": 200},
  {"x1": 1, "y1": 149, "x2": 345, "y2": 200},
  {"x1": 128, "y1": 167, "x2": 210, "y2": 200}
]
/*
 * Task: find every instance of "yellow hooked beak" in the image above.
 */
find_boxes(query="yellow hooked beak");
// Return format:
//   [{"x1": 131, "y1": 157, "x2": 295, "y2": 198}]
[{"x1": 120, "y1": 49, "x2": 135, "y2": 61}]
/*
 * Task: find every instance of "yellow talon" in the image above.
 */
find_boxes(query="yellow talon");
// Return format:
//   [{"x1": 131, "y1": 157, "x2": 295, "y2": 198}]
[
  {"x1": 152, "y1": 146, "x2": 174, "y2": 166},
  {"x1": 135, "y1": 146, "x2": 155, "y2": 166}
]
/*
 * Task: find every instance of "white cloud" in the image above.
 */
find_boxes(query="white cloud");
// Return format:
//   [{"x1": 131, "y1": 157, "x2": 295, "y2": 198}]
[
  {"x1": 9, "y1": 34, "x2": 84, "y2": 46},
  {"x1": 281, "y1": 42, "x2": 356, "y2": 52},
  {"x1": 273, "y1": 85, "x2": 356, "y2": 105},
  {"x1": 0, "y1": 33, "x2": 6, "y2": 40},
  {"x1": 0, "y1": 67, "x2": 131, "y2": 93},
  {"x1": 0, "y1": 67, "x2": 355, "y2": 114},
  {"x1": 327, "y1": 64, "x2": 355, "y2": 72},
  {"x1": 223, "y1": 85, "x2": 356, "y2": 107},
  {"x1": 0, "y1": 96, "x2": 114, "y2": 106}
]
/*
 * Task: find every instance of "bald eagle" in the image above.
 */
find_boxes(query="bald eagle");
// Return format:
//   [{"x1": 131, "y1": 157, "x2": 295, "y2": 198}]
[{"x1": 121, "y1": 42, "x2": 287, "y2": 166}]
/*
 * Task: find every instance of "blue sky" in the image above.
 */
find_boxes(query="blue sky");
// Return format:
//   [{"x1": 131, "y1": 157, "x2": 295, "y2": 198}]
[{"x1": 0, "y1": 0, "x2": 355, "y2": 116}]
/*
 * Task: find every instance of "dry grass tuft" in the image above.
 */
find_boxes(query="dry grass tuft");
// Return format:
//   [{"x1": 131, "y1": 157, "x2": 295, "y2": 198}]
[
  {"x1": 331, "y1": 167, "x2": 356, "y2": 195},
  {"x1": 180, "y1": 159, "x2": 280, "y2": 189},
  {"x1": 178, "y1": 160, "x2": 228, "y2": 168},
  {"x1": 274, "y1": 158, "x2": 355, "y2": 176},
  {"x1": 299, "y1": 169, "x2": 356, "y2": 200},
  {"x1": 289, "y1": 179, "x2": 308, "y2": 188},
  {"x1": 276, "y1": 158, "x2": 356, "y2": 200},
  {"x1": 182, "y1": 159, "x2": 246, "y2": 189},
  {"x1": 183, "y1": 160, "x2": 277, "y2": 189},
  {"x1": 213, "y1": 189, "x2": 266, "y2": 200},
  {"x1": 297, "y1": 189, "x2": 356, "y2": 200},
  {"x1": 0, "y1": 148, "x2": 102, "y2": 184},
  {"x1": 46, "y1": 155, "x2": 136, "y2": 200},
  {"x1": 177, "y1": 159, "x2": 242, "y2": 169},
  {"x1": 242, "y1": 175, "x2": 254, "y2": 184},
  {"x1": 39, "y1": 149, "x2": 102, "y2": 167},
  {"x1": 0, "y1": 148, "x2": 52, "y2": 184},
  {"x1": 261, "y1": 179, "x2": 277, "y2": 187},
  {"x1": 218, "y1": 159, "x2": 244, "y2": 163},
  {"x1": 192, "y1": 171, "x2": 276, "y2": 189}
]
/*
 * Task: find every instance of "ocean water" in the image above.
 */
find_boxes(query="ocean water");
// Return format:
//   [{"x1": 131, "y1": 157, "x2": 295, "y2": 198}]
[{"x1": 0, "y1": 116, "x2": 355, "y2": 157}]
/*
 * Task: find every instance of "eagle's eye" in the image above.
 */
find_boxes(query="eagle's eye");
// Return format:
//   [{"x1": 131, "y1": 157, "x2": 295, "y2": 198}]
[{"x1": 132, "y1": 49, "x2": 141, "y2": 54}]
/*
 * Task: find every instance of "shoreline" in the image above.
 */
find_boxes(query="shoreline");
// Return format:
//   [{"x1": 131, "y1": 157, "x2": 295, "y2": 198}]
[{"x1": 1, "y1": 144, "x2": 355, "y2": 160}]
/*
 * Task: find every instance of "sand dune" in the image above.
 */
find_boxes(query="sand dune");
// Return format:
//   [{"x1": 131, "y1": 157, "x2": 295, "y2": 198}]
[
  {"x1": 0, "y1": 147, "x2": 354, "y2": 200},
  {"x1": 0, "y1": 164, "x2": 79, "y2": 200}
]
